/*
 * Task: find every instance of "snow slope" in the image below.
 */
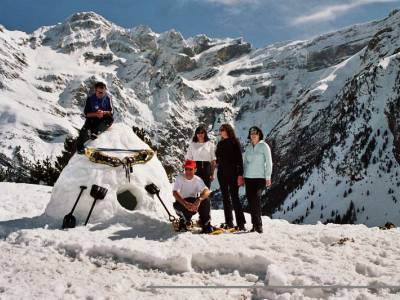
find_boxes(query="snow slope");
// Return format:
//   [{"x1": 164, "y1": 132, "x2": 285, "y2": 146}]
[{"x1": 1, "y1": 182, "x2": 400, "y2": 299}]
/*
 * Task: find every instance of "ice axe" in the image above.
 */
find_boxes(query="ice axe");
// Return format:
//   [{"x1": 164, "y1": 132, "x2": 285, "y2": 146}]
[
  {"x1": 84, "y1": 184, "x2": 108, "y2": 226},
  {"x1": 62, "y1": 185, "x2": 87, "y2": 229},
  {"x1": 145, "y1": 183, "x2": 176, "y2": 223}
]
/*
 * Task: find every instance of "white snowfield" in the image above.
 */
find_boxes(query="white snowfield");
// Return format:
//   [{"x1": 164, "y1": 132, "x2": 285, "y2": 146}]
[{"x1": 1, "y1": 182, "x2": 400, "y2": 300}]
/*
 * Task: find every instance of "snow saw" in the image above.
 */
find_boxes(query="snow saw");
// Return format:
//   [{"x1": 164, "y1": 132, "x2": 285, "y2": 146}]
[
  {"x1": 62, "y1": 185, "x2": 87, "y2": 229},
  {"x1": 145, "y1": 183, "x2": 179, "y2": 230}
]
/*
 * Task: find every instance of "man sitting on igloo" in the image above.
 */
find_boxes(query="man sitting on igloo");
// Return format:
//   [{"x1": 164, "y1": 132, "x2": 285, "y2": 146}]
[{"x1": 76, "y1": 81, "x2": 114, "y2": 154}]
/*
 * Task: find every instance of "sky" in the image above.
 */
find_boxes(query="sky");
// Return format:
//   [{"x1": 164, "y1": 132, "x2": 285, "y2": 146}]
[{"x1": 1, "y1": 0, "x2": 400, "y2": 48}]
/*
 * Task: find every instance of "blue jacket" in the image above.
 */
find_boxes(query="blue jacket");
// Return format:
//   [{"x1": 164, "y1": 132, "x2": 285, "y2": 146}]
[
  {"x1": 243, "y1": 141, "x2": 273, "y2": 180},
  {"x1": 84, "y1": 94, "x2": 113, "y2": 115}
]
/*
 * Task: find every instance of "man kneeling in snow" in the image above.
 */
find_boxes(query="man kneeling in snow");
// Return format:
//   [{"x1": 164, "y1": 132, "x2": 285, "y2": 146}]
[
  {"x1": 76, "y1": 81, "x2": 114, "y2": 154},
  {"x1": 173, "y1": 160, "x2": 214, "y2": 233}
]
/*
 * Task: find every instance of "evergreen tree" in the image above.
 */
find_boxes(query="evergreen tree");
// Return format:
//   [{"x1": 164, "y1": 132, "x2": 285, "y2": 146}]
[
  {"x1": 0, "y1": 167, "x2": 5, "y2": 181},
  {"x1": 341, "y1": 201, "x2": 357, "y2": 224},
  {"x1": 132, "y1": 125, "x2": 175, "y2": 180},
  {"x1": 55, "y1": 136, "x2": 77, "y2": 174},
  {"x1": 8, "y1": 146, "x2": 30, "y2": 182},
  {"x1": 30, "y1": 157, "x2": 59, "y2": 186},
  {"x1": 334, "y1": 214, "x2": 342, "y2": 223},
  {"x1": 30, "y1": 136, "x2": 77, "y2": 186},
  {"x1": 132, "y1": 126, "x2": 157, "y2": 150}
]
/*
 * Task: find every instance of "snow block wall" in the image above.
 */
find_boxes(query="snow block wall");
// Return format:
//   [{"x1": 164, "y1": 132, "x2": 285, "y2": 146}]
[{"x1": 45, "y1": 123, "x2": 174, "y2": 224}]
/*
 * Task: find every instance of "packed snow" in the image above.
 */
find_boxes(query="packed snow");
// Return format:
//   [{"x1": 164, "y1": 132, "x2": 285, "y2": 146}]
[
  {"x1": 46, "y1": 123, "x2": 173, "y2": 224},
  {"x1": 1, "y1": 182, "x2": 400, "y2": 299}
]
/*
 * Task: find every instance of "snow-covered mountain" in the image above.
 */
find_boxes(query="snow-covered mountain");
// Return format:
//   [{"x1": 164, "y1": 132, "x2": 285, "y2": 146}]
[{"x1": 1, "y1": 10, "x2": 400, "y2": 226}]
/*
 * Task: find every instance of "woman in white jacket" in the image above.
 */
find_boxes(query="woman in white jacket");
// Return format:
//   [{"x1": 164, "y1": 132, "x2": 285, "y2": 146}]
[
  {"x1": 186, "y1": 125, "x2": 216, "y2": 189},
  {"x1": 243, "y1": 126, "x2": 273, "y2": 233}
]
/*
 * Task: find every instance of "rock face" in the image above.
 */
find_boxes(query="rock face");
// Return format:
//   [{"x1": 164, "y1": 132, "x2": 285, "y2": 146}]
[
  {"x1": 1, "y1": 10, "x2": 400, "y2": 226},
  {"x1": 268, "y1": 21, "x2": 400, "y2": 226},
  {"x1": 45, "y1": 123, "x2": 173, "y2": 224}
]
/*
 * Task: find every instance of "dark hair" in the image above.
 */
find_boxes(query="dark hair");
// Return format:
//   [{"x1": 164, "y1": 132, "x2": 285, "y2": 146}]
[
  {"x1": 220, "y1": 123, "x2": 240, "y2": 145},
  {"x1": 247, "y1": 126, "x2": 264, "y2": 140},
  {"x1": 192, "y1": 125, "x2": 209, "y2": 142},
  {"x1": 94, "y1": 81, "x2": 107, "y2": 89}
]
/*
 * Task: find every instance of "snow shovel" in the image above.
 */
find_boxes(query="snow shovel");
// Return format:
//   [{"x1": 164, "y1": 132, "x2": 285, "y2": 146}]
[
  {"x1": 145, "y1": 183, "x2": 176, "y2": 223},
  {"x1": 62, "y1": 185, "x2": 87, "y2": 229},
  {"x1": 84, "y1": 184, "x2": 108, "y2": 226}
]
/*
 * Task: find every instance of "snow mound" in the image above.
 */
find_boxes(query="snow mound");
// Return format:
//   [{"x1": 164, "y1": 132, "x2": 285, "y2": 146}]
[{"x1": 45, "y1": 123, "x2": 174, "y2": 225}]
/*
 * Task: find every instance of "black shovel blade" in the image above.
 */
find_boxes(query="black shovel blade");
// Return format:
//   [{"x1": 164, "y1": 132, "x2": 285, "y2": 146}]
[
  {"x1": 90, "y1": 184, "x2": 108, "y2": 200},
  {"x1": 62, "y1": 213, "x2": 76, "y2": 229},
  {"x1": 145, "y1": 183, "x2": 160, "y2": 195}
]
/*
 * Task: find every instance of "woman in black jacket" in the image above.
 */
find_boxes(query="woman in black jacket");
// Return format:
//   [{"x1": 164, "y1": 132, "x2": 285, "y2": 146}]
[{"x1": 215, "y1": 124, "x2": 246, "y2": 231}]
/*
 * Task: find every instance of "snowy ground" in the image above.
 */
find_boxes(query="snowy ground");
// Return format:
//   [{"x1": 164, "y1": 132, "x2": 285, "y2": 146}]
[{"x1": 1, "y1": 182, "x2": 400, "y2": 300}]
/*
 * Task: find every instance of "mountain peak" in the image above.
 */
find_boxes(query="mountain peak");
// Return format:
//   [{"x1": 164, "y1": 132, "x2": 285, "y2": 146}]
[
  {"x1": 158, "y1": 29, "x2": 186, "y2": 49},
  {"x1": 130, "y1": 24, "x2": 155, "y2": 35},
  {"x1": 65, "y1": 11, "x2": 113, "y2": 30},
  {"x1": 33, "y1": 11, "x2": 117, "y2": 52},
  {"x1": 388, "y1": 8, "x2": 400, "y2": 17}
]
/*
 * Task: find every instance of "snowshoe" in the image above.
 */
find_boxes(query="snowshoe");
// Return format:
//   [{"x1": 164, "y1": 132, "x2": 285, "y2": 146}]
[
  {"x1": 175, "y1": 218, "x2": 191, "y2": 232},
  {"x1": 220, "y1": 222, "x2": 234, "y2": 230}
]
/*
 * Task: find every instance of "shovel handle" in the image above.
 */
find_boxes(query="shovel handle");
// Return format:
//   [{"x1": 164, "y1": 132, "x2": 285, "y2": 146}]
[
  {"x1": 155, "y1": 193, "x2": 178, "y2": 222},
  {"x1": 70, "y1": 185, "x2": 88, "y2": 214},
  {"x1": 84, "y1": 198, "x2": 98, "y2": 226}
]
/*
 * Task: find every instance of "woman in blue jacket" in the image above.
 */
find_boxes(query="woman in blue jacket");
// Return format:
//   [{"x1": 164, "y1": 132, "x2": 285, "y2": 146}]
[{"x1": 243, "y1": 126, "x2": 273, "y2": 233}]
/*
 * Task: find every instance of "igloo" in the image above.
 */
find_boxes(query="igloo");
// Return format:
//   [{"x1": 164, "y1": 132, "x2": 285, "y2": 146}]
[{"x1": 45, "y1": 123, "x2": 174, "y2": 225}]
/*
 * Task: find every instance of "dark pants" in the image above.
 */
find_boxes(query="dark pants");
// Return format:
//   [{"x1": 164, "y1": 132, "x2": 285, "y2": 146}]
[
  {"x1": 217, "y1": 172, "x2": 246, "y2": 227},
  {"x1": 173, "y1": 197, "x2": 211, "y2": 227},
  {"x1": 245, "y1": 178, "x2": 265, "y2": 228},
  {"x1": 76, "y1": 116, "x2": 113, "y2": 152},
  {"x1": 195, "y1": 161, "x2": 212, "y2": 188}
]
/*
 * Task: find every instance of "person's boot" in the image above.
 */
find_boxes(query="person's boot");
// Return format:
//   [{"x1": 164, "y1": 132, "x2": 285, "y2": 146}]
[
  {"x1": 250, "y1": 225, "x2": 263, "y2": 233},
  {"x1": 195, "y1": 219, "x2": 202, "y2": 228},
  {"x1": 236, "y1": 224, "x2": 247, "y2": 231},
  {"x1": 200, "y1": 224, "x2": 215, "y2": 234},
  {"x1": 220, "y1": 222, "x2": 234, "y2": 229},
  {"x1": 178, "y1": 218, "x2": 189, "y2": 232}
]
